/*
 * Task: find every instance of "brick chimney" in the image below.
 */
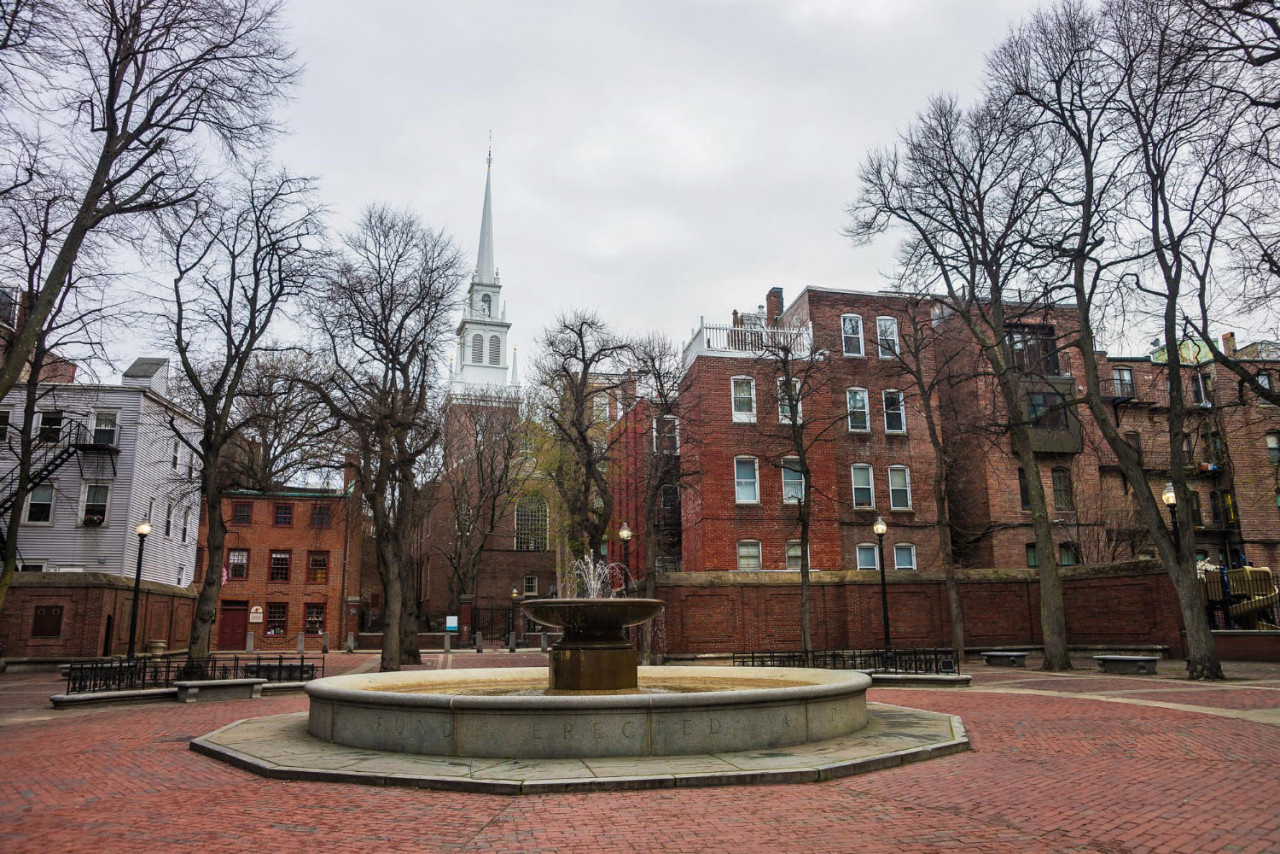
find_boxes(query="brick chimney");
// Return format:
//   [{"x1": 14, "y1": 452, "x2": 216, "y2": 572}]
[
  {"x1": 1222, "y1": 332, "x2": 1237, "y2": 357},
  {"x1": 766, "y1": 287, "x2": 783, "y2": 325},
  {"x1": 620, "y1": 370, "x2": 638, "y2": 411},
  {"x1": 731, "y1": 309, "x2": 742, "y2": 328}
]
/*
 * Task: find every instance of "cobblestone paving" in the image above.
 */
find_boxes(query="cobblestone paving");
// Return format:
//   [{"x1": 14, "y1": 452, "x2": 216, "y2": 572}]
[{"x1": 0, "y1": 653, "x2": 1277, "y2": 853}]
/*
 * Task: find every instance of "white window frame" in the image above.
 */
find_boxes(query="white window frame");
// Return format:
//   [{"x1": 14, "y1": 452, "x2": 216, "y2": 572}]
[
  {"x1": 876, "y1": 316, "x2": 899, "y2": 359},
  {"x1": 171, "y1": 439, "x2": 180, "y2": 470},
  {"x1": 593, "y1": 393, "x2": 610, "y2": 423},
  {"x1": 893, "y1": 543, "x2": 917, "y2": 571},
  {"x1": 882, "y1": 389, "x2": 907, "y2": 434},
  {"x1": 181, "y1": 507, "x2": 190, "y2": 543},
  {"x1": 523, "y1": 574, "x2": 538, "y2": 595},
  {"x1": 79, "y1": 481, "x2": 111, "y2": 528},
  {"x1": 18, "y1": 561, "x2": 45, "y2": 573},
  {"x1": 888, "y1": 465, "x2": 912, "y2": 510},
  {"x1": 856, "y1": 543, "x2": 879, "y2": 571},
  {"x1": 36, "y1": 410, "x2": 63, "y2": 442},
  {"x1": 840, "y1": 314, "x2": 864, "y2": 357},
  {"x1": 851, "y1": 464, "x2": 875, "y2": 509},
  {"x1": 734, "y1": 456, "x2": 760, "y2": 504},
  {"x1": 23, "y1": 482, "x2": 55, "y2": 525},
  {"x1": 652, "y1": 415, "x2": 680, "y2": 453},
  {"x1": 786, "y1": 540, "x2": 804, "y2": 570},
  {"x1": 736, "y1": 539, "x2": 762, "y2": 570},
  {"x1": 164, "y1": 501, "x2": 174, "y2": 538},
  {"x1": 777, "y1": 378, "x2": 802, "y2": 424},
  {"x1": 731, "y1": 376, "x2": 757, "y2": 423},
  {"x1": 846, "y1": 388, "x2": 870, "y2": 432},
  {"x1": 781, "y1": 457, "x2": 804, "y2": 504},
  {"x1": 92, "y1": 410, "x2": 119, "y2": 446}
]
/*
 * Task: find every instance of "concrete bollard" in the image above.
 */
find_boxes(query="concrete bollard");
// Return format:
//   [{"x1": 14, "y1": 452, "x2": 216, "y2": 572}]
[
  {"x1": 245, "y1": 631, "x2": 254, "y2": 653},
  {"x1": 297, "y1": 633, "x2": 305, "y2": 654},
  {"x1": 475, "y1": 630, "x2": 484, "y2": 653},
  {"x1": 540, "y1": 631, "x2": 548, "y2": 653},
  {"x1": 345, "y1": 632, "x2": 355, "y2": 653},
  {"x1": 322, "y1": 632, "x2": 330, "y2": 654},
  {"x1": 443, "y1": 632, "x2": 451, "y2": 654},
  {"x1": 508, "y1": 631, "x2": 517, "y2": 653}
]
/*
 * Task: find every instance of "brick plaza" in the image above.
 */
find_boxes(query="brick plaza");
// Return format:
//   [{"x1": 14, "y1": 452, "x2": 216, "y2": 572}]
[{"x1": 2, "y1": 654, "x2": 1279, "y2": 853}]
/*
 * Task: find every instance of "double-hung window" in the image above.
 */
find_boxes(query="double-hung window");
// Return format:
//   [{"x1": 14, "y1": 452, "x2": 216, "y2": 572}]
[
  {"x1": 269, "y1": 550, "x2": 291, "y2": 582},
  {"x1": 736, "y1": 540, "x2": 762, "y2": 570},
  {"x1": 876, "y1": 316, "x2": 899, "y2": 359},
  {"x1": 81, "y1": 483, "x2": 109, "y2": 526},
  {"x1": 786, "y1": 541, "x2": 805, "y2": 570},
  {"x1": 777, "y1": 378, "x2": 801, "y2": 424},
  {"x1": 894, "y1": 544, "x2": 917, "y2": 571},
  {"x1": 265, "y1": 603, "x2": 287, "y2": 636},
  {"x1": 92, "y1": 412, "x2": 118, "y2": 446},
  {"x1": 304, "y1": 603, "x2": 325, "y2": 635},
  {"x1": 227, "y1": 549, "x2": 249, "y2": 580},
  {"x1": 841, "y1": 314, "x2": 864, "y2": 357},
  {"x1": 781, "y1": 458, "x2": 805, "y2": 504},
  {"x1": 846, "y1": 388, "x2": 869, "y2": 432},
  {"x1": 24, "y1": 483, "x2": 54, "y2": 524},
  {"x1": 734, "y1": 457, "x2": 759, "y2": 504},
  {"x1": 883, "y1": 390, "x2": 906, "y2": 433},
  {"x1": 888, "y1": 466, "x2": 912, "y2": 510},
  {"x1": 1052, "y1": 467, "x2": 1074, "y2": 511},
  {"x1": 731, "y1": 377, "x2": 756, "y2": 423},
  {"x1": 37, "y1": 411, "x2": 62, "y2": 443},
  {"x1": 856, "y1": 543, "x2": 879, "y2": 570},
  {"x1": 851, "y1": 465, "x2": 875, "y2": 509}
]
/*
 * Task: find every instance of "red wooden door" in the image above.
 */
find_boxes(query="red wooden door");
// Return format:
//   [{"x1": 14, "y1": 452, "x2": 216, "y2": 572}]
[{"x1": 218, "y1": 602, "x2": 249, "y2": 650}]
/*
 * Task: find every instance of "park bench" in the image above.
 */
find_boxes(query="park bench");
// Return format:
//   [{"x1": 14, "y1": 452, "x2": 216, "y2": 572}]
[
  {"x1": 174, "y1": 678, "x2": 266, "y2": 703},
  {"x1": 980, "y1": 651, "x2": 1027, "y2": 667},
  {"x1": 1093, "y1": 655, "x2": 1160, "y2": 675}
]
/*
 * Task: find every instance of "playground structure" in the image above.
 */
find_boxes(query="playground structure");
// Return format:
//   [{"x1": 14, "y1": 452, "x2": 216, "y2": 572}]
[{"x1": 1202, "y1": 566, "x2": 1279, "y2": 630}]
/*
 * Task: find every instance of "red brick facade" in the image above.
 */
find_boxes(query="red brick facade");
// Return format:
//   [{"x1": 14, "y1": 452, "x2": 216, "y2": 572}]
[{"x1": 195, "y1": 489, "x2": 361, "y2": 652}]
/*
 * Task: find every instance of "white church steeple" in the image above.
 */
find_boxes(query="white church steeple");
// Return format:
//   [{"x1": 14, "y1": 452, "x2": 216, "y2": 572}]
[{"x1": 452, "y1": 146, "x2": 517, "y2": 394}]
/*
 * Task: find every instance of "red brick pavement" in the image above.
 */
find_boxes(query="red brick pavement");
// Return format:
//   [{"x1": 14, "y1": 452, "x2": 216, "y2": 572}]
[{"x1": 0, "y1": 656, "x2": 1277, "y2": 853}]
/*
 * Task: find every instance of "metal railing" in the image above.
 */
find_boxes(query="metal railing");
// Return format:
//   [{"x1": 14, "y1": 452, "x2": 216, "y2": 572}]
[
  {"x1": 683, "y1": 322, "x2": 813, "y2": 365},
  {"x1": 1202, "y1": 567, "x2": 1279, "y2": 630},
  {"x1": 731, "y1": 647, "x2": 959, "y2": 674},
  {"x1": 63, "y1": 653, "x2": 326, "y2": 695}
]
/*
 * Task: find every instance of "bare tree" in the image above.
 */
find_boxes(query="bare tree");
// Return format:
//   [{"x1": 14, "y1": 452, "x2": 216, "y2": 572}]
[
  {"x1": 849, "y1": 93, "x2": 1075, "y2": 670},
  {"x1": 432, "y1": 388, "x2": 535, "y2": 613},
  {"x1": 306, "y1": 204, "x2": 463, "y2": 671},
  {"x1": 533, "y1": 311, "x2": 631, "y2": 559},
  {"x1": 0, "y1": 0, "x2": 298, "y2": 412},
  {"x1": 164, "y1": 167, "x2": 324, "y2": 663}
]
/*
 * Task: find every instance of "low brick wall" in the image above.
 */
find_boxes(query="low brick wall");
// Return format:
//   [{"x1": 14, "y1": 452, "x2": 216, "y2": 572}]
[
  {"x1": 654, "y1": 561, "x2": 1193, "y2": 657},
  {"x1": 1212, "y1": 631, "x2": 1280, "y2": 662},
  {"x1": 0, "y1": 572, "x2": 195, "y2": 660}
]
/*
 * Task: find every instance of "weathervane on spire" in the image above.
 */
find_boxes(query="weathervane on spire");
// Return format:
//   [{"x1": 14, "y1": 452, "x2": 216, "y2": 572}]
[{"x1": 487, "y1": 130, "x2": 492, "y2": 170}]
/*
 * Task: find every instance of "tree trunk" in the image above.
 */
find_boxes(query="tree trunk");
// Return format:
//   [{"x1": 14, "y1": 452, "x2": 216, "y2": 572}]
[
  {"x1": 399, "y1": 549, "x2": 421, "y2": 664},
  {"x1": 186, "y1": 459, "x2": 227, "y2": 661},
  {"x1": 799, "y1": 500, "x2": 813, "y2": 653},
  {"x1": 377, "y1": 532, "x2": 403, "y2": 672}
]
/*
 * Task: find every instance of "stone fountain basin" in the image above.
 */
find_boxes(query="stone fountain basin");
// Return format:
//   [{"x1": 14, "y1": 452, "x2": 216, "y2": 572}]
[
  {"x1": 305, "y1": 666, "x2": 870, "y2": 759},
  {"x1": 522, "y1": 598, "x2": 664, "y2": 640}
]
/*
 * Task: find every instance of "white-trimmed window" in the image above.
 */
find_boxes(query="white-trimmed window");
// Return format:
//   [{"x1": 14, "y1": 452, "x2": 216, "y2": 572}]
[
  {"x1": 851, "y1": 465, "x2": 875, "y2": 508},
  {"x1": 883, "y1": 390, "x2": 906, "y2": 433},
  {"x1": 856, "y1": 543, "x2": 879, "y2": 570},
  {"x1": 894, "y1": 543, "x2": 917, "y2": 571},
  {"x1": 786, "y1": 540, "x2": 805, "y2": 570},
  {"x1": 36, "y1": 410, "x2": 62, "y2": 443},
  {"x1": 781, "y1": 458, "x2": 805, "y2": 504},
  {"x1": 164, "y1": 501, "x2": 173, "y2": 537},
  {"x1": 653, "y1": 416, "x2": 679, "y2": 454},
  {"x1": 171, "y1": 439, "x2": 180, "y2": 470},
  {"x1": 777, "y1": 378, "x2": 802, "y2": 424},
  {"x1": 736, "y1": 540, "x2": 762, "y2": 570},
  {"x1": 181, "y1": 508, "x2": 190, "y2": 543},
  {"x1": 24, "y1": 483, "x2": 55, "y2": 524},
  {"x1": 735, "y1": 457, "x2": 760, "y2": 504},
  {"x1": 888, "y1": 466, "x2": 912, "y2": 510},
  {"x1": 92, "y1": 411, "x2": 118, "y2": 446},
  {"x1": 80, "y1": 483, "x2": 110, "y2": 527},
  {"x1": 877, "y1": 316, "x2": 899, "y2": 359},
  {"x1": 523, "y1": 574, "x2": 538, "y2": 595},
  {"x1": 593, "y1": 393, "x2": 610, "y2": 423},
  {"x1": 515, "y1": 495, "x2": 549, "y2": 551},
  {"x1": 841, "y1": 314, "x2": 864, "y2": 357},
  {"x1": 731, "y1": 377, "x2": 757, "y2": 423},
  {"x1": 846, "y1": 388, "x2": 870, "y2": 432}
]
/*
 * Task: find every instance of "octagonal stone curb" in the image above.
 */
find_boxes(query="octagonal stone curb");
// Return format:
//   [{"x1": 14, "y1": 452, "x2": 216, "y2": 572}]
[{"x1": 190, "y1": 704, "x2": 969, "y2": 795}]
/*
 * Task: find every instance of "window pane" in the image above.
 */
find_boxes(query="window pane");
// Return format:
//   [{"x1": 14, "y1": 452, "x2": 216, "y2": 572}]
[
  {"x1": 1026, "y1": 543, "x2": 1038, "y2": 567},
  {"x1": 1052, "y1": 469, "x2": 1074, "y2": 511},
  {"x1": 232, "y1": 503, "x2": 252, "y2": 525},
  {"x1": 274, "y1": 503, "x2": 293, "y2": 526},
  {"x1": 889, "y1": 467, "x2": 911, "y2": 509},
  {"x1": 884, "y1": 391, "x2": 905, "y2": 432},
  {"x1": 841, "y1": 315, "x2": 863, "y2": 356},
  {"x1": 786, "y1": 542, "x2": 802, "y2": 570},
  {"x1": 851, "y1": 466, "x2": 873, "y2": 508},
  {"x1": 308, "y1": 551, "x2": 329, "y2": 583},
  {"x1": 228, "y1": 549, "x2": 249, "y2": 579},
  {"x1": 894, "y1": 544, "x2": 916, "y2": 571},
  {"x1": 735, "y1": 459, "x2": 758, "y2": 503},
  {"x1": 732, "y1": 379, "x2": 755, "y2": 415},
  {"x1": 515, "y1": 496, "x2": 549, "y2": 551},
  {"x1": 266, "y1": 603, "x2": 287, "y2": 636},
  {"x1": 28, "y1": 484, "x2": 53, "y2": 522},
  {"x1": 847, "y1": 389, "x2": 868, "y2": 431},
  {"x1": 736, "y1": 541, "x2": 761, "y2": 570},
  {"x1": 856, "y1": 544, "x2": 878, "y2": 570},
  {"x1": 782, "y1": 459, "x2": 804, "y2": 503},
  {"x1": 269, "y1": 551, "x2": 291, "y2": 582},
  {"x1": 304, "y1": 603, "x2": 325, "y2": 635},
  {"x1": 877, "y1": 317, "x2": 898, "y2": 358},
  {"x1": 93, "y1": 412, "x2": 117, "y2": 445}
]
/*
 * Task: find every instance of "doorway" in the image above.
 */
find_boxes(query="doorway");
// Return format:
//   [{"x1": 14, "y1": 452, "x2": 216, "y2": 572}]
[{"x1": 218, "y1": 601, "x2": 249, "y2": 650}]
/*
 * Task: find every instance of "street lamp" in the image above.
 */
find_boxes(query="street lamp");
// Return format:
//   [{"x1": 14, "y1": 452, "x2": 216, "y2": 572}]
[
  {"x1": 873, "y1": 516, "x2": 892, "y2": 663},
  {"x1": 618, "y1": 522, "x2": 632, "y2": 597},
  {"x1": 509, "y1": 588, "x2": 520, "y2": 652},
  {"x1": 126, "y1": 520, "x2": 152, "y2": 660},
  {"x1": 1162, "y1": 481, "x2": 1180, "y2": 551}
]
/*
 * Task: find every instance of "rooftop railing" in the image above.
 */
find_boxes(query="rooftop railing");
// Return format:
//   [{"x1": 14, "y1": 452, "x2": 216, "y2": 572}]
[{"x1": 683, "y1": 322, "x2": 813, "y2": 366}]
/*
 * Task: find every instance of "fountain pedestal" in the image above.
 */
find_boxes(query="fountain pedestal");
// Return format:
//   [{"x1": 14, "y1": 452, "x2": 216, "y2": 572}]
[{"x1": 522, "y1": 599, "x2": 664, "y2": 692}]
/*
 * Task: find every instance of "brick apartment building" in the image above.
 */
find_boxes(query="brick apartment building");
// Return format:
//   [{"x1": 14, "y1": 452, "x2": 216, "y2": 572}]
[
  {"x1": 196, "y1": 487, "x2": 361, "y2": 652},
  {"x1": 612, "y1": 285, "x2": 1280, "y2": 578}
]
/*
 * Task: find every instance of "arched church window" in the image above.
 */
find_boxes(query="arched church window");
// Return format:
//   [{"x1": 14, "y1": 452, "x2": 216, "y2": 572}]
[
  {"x1": 480, "y1": 293, "x2": 492, "y2": 317},
  {"x1": 515, "y1": 495, "x2": 548, "y2": 551},
  {"x1": 488, "y1": 335, "x2": 501, "y2": 365},
  {"x1": 471, "y1": 334, "x2": 483, "y2": 363}
]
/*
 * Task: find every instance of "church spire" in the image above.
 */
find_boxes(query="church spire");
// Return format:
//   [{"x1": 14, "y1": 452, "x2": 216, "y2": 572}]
[{"x1": 474, "y1": 143, "x2": 496, "y2": 285}]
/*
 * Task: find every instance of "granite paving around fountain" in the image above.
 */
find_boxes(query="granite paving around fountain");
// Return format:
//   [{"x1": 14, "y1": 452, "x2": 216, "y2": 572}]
[{"x1": 191, "y1": 702, "x2": 967, "y2": 794}]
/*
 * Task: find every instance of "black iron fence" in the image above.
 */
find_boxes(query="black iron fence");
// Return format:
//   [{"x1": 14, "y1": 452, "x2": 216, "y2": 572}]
[
  {"x1": 471, "y1": 606, "x2": 540, "y2": 643},
  {"x1": 731, "y1": 648, "x2": 959, "y2": 674},
  {"x1": 64, "y1": 653, "x2": 326, "y2": 695}
]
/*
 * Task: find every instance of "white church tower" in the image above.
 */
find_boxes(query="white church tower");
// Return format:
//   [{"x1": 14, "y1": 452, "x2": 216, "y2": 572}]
[{"x1": 452, "y1": 148, "x2": 517, "y2": 393}]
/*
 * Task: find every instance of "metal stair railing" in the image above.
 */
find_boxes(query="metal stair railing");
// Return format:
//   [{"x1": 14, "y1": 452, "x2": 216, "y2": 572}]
[{"x1": 0, "y1": 420, "x2": 94, "y2": 521}]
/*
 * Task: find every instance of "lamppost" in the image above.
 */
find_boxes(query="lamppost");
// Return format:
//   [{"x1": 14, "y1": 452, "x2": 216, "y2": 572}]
[
  {"x1": 1162, "y1": 481, "x2": 1179, "y2": 552},
  {"x1": 509, "y1": 588, "x2": 520, "y2": 652},
  {"x1": 126, "y1": 520, "x2": 152, "y2": 660},
  {"x1": 873, "y1": 516, "x2": 892, "y2": 664},
  {"x1": 618, "y1": 521, "x2": 632, "y2": 598}
]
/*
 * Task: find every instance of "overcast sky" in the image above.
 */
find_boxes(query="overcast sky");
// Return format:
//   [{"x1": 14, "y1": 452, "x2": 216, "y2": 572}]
[{"x1": 270, "y1": 0, "x2": 1041, "y2": 366}]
